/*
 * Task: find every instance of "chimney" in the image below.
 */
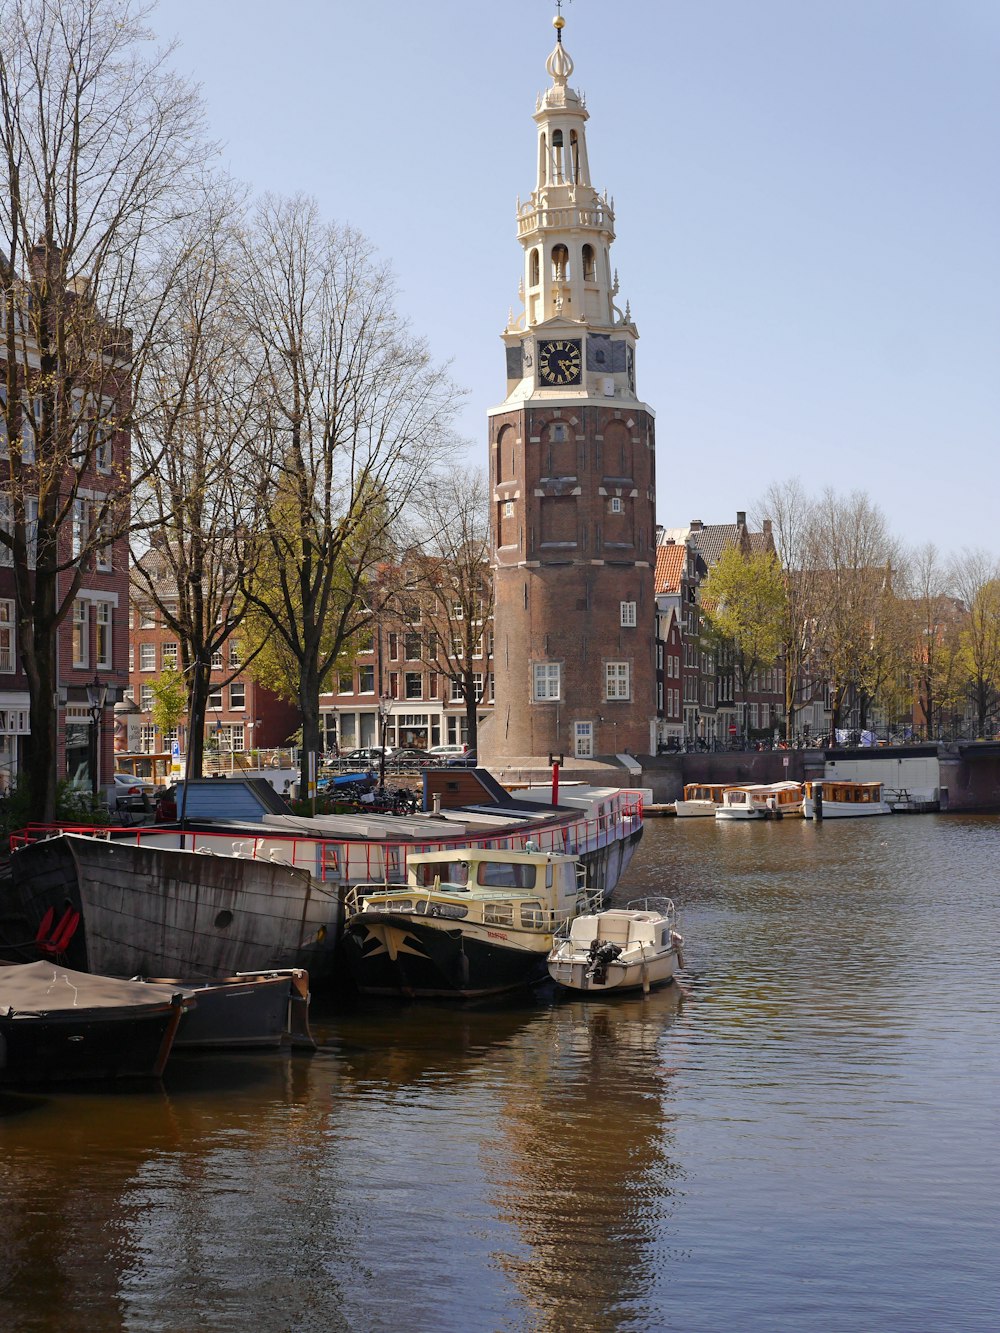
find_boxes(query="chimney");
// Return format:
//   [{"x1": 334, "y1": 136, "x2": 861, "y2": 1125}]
[
  {"x1": 763, "y1": 519, "x2": 772, "y2": 537},
  {"x1": 689, "y1": 519, "x2": 703, "y2": 532},
  {"x1": 737, "y1": 511, "x2": 746, "y2": 527}
]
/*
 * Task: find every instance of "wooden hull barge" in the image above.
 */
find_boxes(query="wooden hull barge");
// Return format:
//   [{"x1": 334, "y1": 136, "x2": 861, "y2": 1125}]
[
  {"x1": 7, "y1": 775, "x2": 644, "y2": 987},
  {"x1": 0, "y1": 962, "x2": 189, "y2": 1084},
  {"x1": 340, "y1": 847, "x2": 601, "y2": 999}
]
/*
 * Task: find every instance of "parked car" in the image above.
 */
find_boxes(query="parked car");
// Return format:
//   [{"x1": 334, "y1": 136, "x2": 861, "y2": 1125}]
[
  {"x1": 427, "y1": 745, "x2": 470, "y2": 763},
  {"x1": 391, "y1": 747, "x2": 431, "y2": 766},
  {"x1": 446, "y1": 750, "x2": 477, "y2": 767},
  {"x1": 110, "y1": 772, "x2": 156, "y2": 812},
  {"x1": 342, "y1": 747, "x2": 392, "y2": 765}
]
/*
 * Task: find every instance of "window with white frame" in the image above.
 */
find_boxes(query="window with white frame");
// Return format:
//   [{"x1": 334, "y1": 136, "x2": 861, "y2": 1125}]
[
  {"x1": 139, "y1": 643, "x2": 156, "y2": 671},
  {"x1": 609, "y1": 496, "x2": 623, "y2": 513},
  {"x1": 139, "y1": 605, "x2": 155, "y2": 629},
  {"x1": 0, "y1": 497, "x2": 11, "y2": 567},
  {"x1": 71, "y1": 498, "x2": 87, "y2": 560},
  {"x1": 574, "y1": 721, "x2": 594, "y2": 758},
  {"x1": 620, "y1": 601, "x2": 637, "y2": 628},
  {"x1": 450, "y1": 677, "x2": 463, "y2": 702},
  {"x1": 95, "y1": 602, "x2": 111, "y2": 669},
  {"x1": 139, "y1": 684, "x2": 154, "y2": 710},
  {"x1": 533, "y1": 662, "x2": 561, "y2": 701},
  {"x1": 139, "y1": 723, "x2": 157, "y2": 750},
  {"x1": 605, "y1": 661, "x2": 630, "y2": 700},
  {"x1": 229, "y1": 682, "x2": 246, "y2": 710},
  {"x1": 162, "y1": 641, "x2": 178, "y2": 669},
  {"x1": 0, "y1": 600, "x2": 13, "y2": 672},
  {"x1": 503, "y1": 500, "x2": 514, "y2": 517},
  {"x1": 211, "y1": 648, "x2": 223, "y2": 668},
  {"x1": 228, "y1": 640, "x2": 241, "y2": 668},
  {"x1": 92, "y1": 498, "x2": 112, "y2": 571},
  {"x1": 358, "y1": 665, "x2": 375, "y2": 693},
  {"x1": 207, "y1": 687, "x2": 223, "y2": 710},
  {"x1": 72, "y1": 600, "x2": 88, "y2": 668},
  {"x1": 404, "y1": 672, "x2": 422, "y2": 700}
]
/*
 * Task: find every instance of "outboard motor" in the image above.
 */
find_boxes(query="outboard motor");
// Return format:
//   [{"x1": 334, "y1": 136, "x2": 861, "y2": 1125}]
[{"x1": 586, "y1": 938, "x2": 623, "y2": 984}]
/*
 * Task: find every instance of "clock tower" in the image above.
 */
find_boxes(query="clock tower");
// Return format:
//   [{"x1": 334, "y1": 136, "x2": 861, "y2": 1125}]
[{"x1": 485, "y1": 12, "x2": 657, "y2": 767}]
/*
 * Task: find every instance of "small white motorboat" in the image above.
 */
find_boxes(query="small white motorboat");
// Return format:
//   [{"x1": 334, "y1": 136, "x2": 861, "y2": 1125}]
[
  {"x1": 546, "y1": 897, "x2": 684, "y2": 995},
  {"x1": 715, "y1": 781, "x2": 803, "y2": 820}
]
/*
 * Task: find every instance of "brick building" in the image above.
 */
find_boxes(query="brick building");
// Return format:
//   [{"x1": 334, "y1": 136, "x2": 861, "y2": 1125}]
[
  {"x1": 0, "y1": 249, "x2": 130, "y2": 793},
  {"x1": 486, "y1": 16, "x2": 657, "y2": 765}
]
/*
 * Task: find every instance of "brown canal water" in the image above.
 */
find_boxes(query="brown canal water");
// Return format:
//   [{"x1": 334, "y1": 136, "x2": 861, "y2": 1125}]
[{"x1": 1, "y1": 813, "x2": 998, "y2": 1332}]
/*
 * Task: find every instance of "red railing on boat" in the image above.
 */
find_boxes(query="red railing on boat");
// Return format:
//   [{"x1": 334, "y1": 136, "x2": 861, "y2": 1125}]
[{"x1": 8, "y1": 790, "x2": 644, "y2": 886}]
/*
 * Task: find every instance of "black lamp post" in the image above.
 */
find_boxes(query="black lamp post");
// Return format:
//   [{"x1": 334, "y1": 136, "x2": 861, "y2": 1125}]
[
  {"x1": 86, "y1": 673, "x2": 109, "y2": 799},
  {"x1": 377, "y1": 693, "x2": 393, "y2": 793}
]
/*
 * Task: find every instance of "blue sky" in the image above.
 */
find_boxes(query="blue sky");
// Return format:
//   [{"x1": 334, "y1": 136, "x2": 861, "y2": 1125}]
[{"x1": 153, "y1": 0, "x2": 1000, "y2": 556}]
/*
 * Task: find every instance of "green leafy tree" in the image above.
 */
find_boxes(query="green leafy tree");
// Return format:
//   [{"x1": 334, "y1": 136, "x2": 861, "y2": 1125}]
[
  {"x1": 149, "y1": 667, "x2": 187, "y2": 744},
  {"x1": 700, "y1": 546, "x2": 786, "y2": 735}
]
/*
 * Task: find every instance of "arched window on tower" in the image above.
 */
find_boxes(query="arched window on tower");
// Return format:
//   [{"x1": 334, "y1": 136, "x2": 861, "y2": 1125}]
[
  {"x1": 570, "y1": 131, "x2": 580, "y2": 183},
  {"x1": 582, "y1": 244, "x2": 596, "y2": 282},
  {"x1": 551, "y1": 129, "x2": 564, "y2": 183},
  {"x1": 552, "y1": 244, "x2": 570, "y2": 282},
  {"x1": 529, "y1": 249, "x2": 540, "y2": 287}
]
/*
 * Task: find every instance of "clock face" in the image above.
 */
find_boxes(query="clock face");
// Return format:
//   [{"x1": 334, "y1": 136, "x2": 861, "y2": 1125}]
[{"x1": 538, "y1": 339, "x2": 582, "y2": 387}]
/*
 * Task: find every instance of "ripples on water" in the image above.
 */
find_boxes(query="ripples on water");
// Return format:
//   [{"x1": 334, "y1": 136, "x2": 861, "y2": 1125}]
[{"x1": 0, "y1": 814, "x2": 998, "y2": 1332}]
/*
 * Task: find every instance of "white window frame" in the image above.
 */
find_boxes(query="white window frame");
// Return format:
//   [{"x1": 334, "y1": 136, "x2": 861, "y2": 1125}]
[
  {"x1": 162, "y1": 641, "x2": 178, "y2": 669},
  {"x1": 574, "y1": 721, "x2": 594, "y2": 758},
  {"x1": 609, "y1": 496, "x2": 623, "y2": 513},
  {"x1": 72, "y1": 600, "x2": 88, "y2": 669},
  {"x1": 139, "y1": 684, "x2": 154, "y2": 710},
  {"x1": 139, "y1": 642, "x2": 156, "y2": 671},
  {"x1": 229, "y1": 682, "x2": 246, "y2": 710},
  {"x1": 605, "y1": 661, "x2": 630, "y2": 700},
  {"x1": 95, "y1": 601, "x2": 112, "y2": 670},
  {"x1": 620, "y1": 601, "x2": 637, "y2": 628},
  {"x1": 533, "y1": 662, "x2": 561, "y2": 702},
  {"x1": 0, "y1": 599, "x2": 14, "y2": 672}
]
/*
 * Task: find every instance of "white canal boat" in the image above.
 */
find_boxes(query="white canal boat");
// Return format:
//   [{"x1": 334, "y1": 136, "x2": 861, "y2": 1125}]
[
  {"x1": 546, "y1": 897, "x2": 684, "y2": 995},
  {"x1": 802, "y1": 780, "x2": 893, "y2": 818},
  {"x1": 673, "y1": 783, "x2": 731, "y2": 817},
  {"x1": 715, "y1": 781, "x2": 804, "y2": 820}
]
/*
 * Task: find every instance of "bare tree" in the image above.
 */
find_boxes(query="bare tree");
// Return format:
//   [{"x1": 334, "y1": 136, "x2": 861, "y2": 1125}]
[
  {"x1": 236, "y1": 195, "x2": 457, "y2": 794},
  {"x1": 949, "y1": 548, "x2": 1000, "y2": 737},
  {"x1": 408, "y1": 466, "x2": 493, "y2": 751},
  {"x1": 902, "y1": 543, "x2": 957, "y2": 738},
  {"x1": 130, "y1": 190, "x2": 265, "y2": 778},
  {"x1": 806, "y1": 489, "x2": 900, "y2": 741},
  {"x1": 0, "y1": 0, "x2": 208, "y2": 816},
  {"x1": 754, "y1": 478, "x2": 820, "y2": 740}
]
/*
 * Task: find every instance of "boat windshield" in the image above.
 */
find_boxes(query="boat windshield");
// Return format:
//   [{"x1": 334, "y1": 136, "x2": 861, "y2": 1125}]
[
  {"x1": 476, "y1": 861, "x2": 537, "y2": 889},
  {"x1": 414, "y1": 861, "x2": 470, "y2": 889}
]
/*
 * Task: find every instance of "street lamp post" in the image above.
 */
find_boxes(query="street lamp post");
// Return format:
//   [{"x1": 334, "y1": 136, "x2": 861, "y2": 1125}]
[
  {"x1": 377, "y1": 693, "x2": 393, "y2": 794},
  {"x1": 86, "y1": 674, "x2": 109, "y2": 800}
]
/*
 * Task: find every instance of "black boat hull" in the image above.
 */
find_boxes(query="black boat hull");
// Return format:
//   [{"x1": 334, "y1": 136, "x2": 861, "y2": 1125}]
[{"x1": 340, "y1": 911, "x2": 551, "y2": 998}]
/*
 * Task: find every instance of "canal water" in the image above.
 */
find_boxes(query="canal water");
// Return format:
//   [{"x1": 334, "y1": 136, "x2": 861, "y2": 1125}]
[{"x1": 1, "y1": 813, "x2": 997, "y2": 1332}]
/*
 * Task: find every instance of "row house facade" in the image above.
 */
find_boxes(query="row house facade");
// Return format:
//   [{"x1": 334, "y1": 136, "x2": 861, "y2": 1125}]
[
  {"x1": 319, "y1": 618, "x2": 495, "y2": 756},
  {"x1": 655, "y1": 513, "x2": 786, "y2": 748},
  {"x1": 126, "y1": 560, "x2": 299, "y2": 757},
  {"x1": 1, "y1": 250, "x2": 130, "y2": 794}
]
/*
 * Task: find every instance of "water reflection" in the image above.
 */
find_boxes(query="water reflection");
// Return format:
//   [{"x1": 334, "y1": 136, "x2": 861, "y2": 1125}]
[{"x1": 484, "y1": 986, "x2": 685, "y2": 1333}]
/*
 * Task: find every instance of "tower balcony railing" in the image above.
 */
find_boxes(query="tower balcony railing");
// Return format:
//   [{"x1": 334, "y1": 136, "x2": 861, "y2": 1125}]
[{"x1": 517, "y1": 203, "x2": 614, "y2": 237}]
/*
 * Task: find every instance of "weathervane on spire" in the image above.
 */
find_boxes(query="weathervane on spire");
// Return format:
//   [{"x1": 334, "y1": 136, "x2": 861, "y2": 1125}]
[{"x1": 553, "y1": 0, "x2": 572, "y2": 42}]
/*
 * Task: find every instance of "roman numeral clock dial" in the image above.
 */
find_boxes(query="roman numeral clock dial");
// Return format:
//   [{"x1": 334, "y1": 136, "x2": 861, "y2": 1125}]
[{"x1": 538, "y1": 338, "x2": 582, "y2": 386}]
